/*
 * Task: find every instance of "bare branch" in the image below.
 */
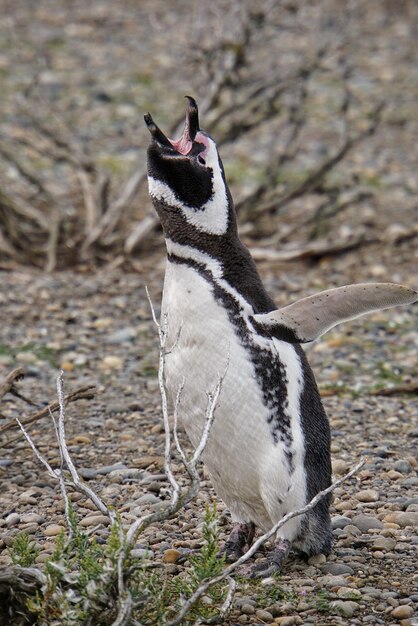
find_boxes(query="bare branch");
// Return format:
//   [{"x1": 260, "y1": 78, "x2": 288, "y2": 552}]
[
  {"x1": 55, "y1": 372, "x2": 114, "y2": 520},
  {"x1": 0, "y1": 384, "x2": 95, "y2": 447},
  {"x1": 0, "y1": 367, "x2": 25, "y2": 401}
]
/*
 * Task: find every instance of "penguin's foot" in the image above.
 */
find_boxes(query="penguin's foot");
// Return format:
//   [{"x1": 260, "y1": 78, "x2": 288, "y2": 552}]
[
  {"x1": 237, "y1": 537, "x2": 290, "y2": 578},
  {"x1": 221, "y1": 522, "x2": 255, "y2": 563}
]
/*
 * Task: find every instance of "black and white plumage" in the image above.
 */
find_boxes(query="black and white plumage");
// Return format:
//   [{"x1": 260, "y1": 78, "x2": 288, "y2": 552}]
[{"x1": 145, "y1": 98, "x2": 417, "y2": 576}]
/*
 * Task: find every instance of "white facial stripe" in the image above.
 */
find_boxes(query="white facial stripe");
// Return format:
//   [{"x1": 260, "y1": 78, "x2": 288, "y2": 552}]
[
  {"x1": 148, "y1": 177, "x2": 180, "y2": 208},
  {"x1": 147, "y1": 137, "x2": 229, "y2": 236}
]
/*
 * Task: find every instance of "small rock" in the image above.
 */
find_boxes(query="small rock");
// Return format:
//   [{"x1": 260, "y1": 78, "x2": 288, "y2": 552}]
[
  {"x1": 163, "y1": 549, "x2": 182, "y2": 564},
  {"x1": 393, "y1": 460, "x2": 412, "y2": 474},
  {"x1": 256, "y1": 609, "x2": 274, "y2": 621},
  {"x1": 391, "y1": 605, "x2": 414, "y2": 619},
  {"x1": 97, "y1": 463, "x2": 128, "y2": 475},
  {"x1": 351, "y1": 514, "x2": 384, "y2": 532},
  {"x1": 331, "y1": 600, "x2": 359, "y2": 618},
  {"x1": 390, "y1": 512, "x2": 418, "y2": 528},
  {"x1": 106, "y1": 327, "x2": 137, "y2": 344},
  {"x1": 134, "y1": 456, "x2": 164, "y2": 469},
  {"x1": 235, "y1": 597, "x2": 257, "y2": 608},
  {"x1": 109, "y1": 469, "x2": 143, "y2": 480},
  {"x1": 337, "y1": 587, "x2": 362, "y2": 600},
  {"x1": 5, "y1": 513, "x2": 20, "y2": 527},
  {"x1": 332, "y1": 516, "x2": 352, "y2": 530},
  {"x1": 131, "y1": 548, "x2": 153, "y2": 559},
  {"x1": 320, "y1": 563, "x2": 354, "y2": 575},
  {"x1": 100, "y1": 355, "x2": 124, "y2": 370},
  {"x1": 308, "y1": 553, "x2": 326, "y2": 565},
  {"x1": 72, "y1": 435, "x2": 91, "y2": 444},
  {"x1": 20, "y1": 513, "x2": 44, "y2": 524},
  {"x1": 332, "y1": 459, "x2": 347, "y2": 475},
  {"x1": 0, "y1": 459, "x2": 13, "y2": 468},
  {"x1": 44, "y1": 524, "x2": 64, "y2": 537},
  {"x1": 356, "y1": 489, "x2": 379, "y2": 503},
  {"x1": 78, "y1": 468, "x2": 97, "y2": 479},
  {"x1": 371, "y1": 537, "x2": 396, "y2": 551},
  {"x1": 387, "y1": 470, "x2": 404, "y2": 481},
  {"x1": 274, "y1": 617, "x2": 299, "y2": 625},
  {"x1": 79, "y1": 515, "x2": 110, "y2": 527},
  {"x1": 16, "y1": 351, "x2": 38, "y2": 364},
  {"x1": 240, "y1": 604, "x2": 255, "y2": 615},
  {"x1": 317, "y1": 575, "x2": 350, "y2": 588},
  {"x1": 136, "y1": 494, "x2": 161, "y2": 505}
]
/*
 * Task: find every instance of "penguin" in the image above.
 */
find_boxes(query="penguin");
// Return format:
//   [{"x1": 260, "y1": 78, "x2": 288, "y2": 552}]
[{"x1": 144, "y1": 97, "x2": 417, "y2": 577}]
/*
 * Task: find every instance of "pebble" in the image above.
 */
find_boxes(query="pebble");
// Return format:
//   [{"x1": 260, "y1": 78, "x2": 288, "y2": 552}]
[
  {"x1": 240, "y1": 604, "x2": 255, "y2": 615},
  {"x1": 356, "y1": 489, "x2": 379, "y2": 502},
  {"x1": 332, "y1": 516, "x2": 351, "y2": 530},
  {"x1": 388, "y1": 512, "x2": 418, "y2": 528},
  {"x1": 5, "y1": 513, "x2": 20, "y2": 527},
  {"x1": 336, "y1": 587, "x2": 362, "y2": 600},
  {"x1": 351, "y1": 514, "x2": 384, "y2": 532},
  {"x1": 274, "y1": 617, "x2": 300, "y2": 625},
  {"x1": 131, "y1": 548, "x2": 153, "y2": 559},
  {"x1": 78, "y1": 468, "x2": 97, "y2": 479},
  {"x1": 136, "y1": 494, "x2": 161, "y2": 505},
  {"x1": 332, "y1": 459, "x2": 347, "y2": 475},
  {"x1": 387, "y1": 470, "x2": 404, "y2": 481},
  {"x1": 97, "y1": 463, "x2": 129, "y2": 475},
  {"x1": 0, "y1": 459, "x2": 13, "y2": 468},
  {"x1": 372, "y1": 537, "x2": 396, "y2": 551},
  {"x1": 317, "y1": 575, "x2": 350, "y2": 588},
  {"x1": 391, "y1": 605, "x2": 414, "y2": 619},
  {"x1": 321, "y1": 563, "x2": 354, "y2": 575},
  {"x1": 134, "y1": 456, "x2": 164, "y2": 469},
  {"x1": 106, "y1": 327, "x2": 137, "y2": 344},
  {"x1": 20, "y1": 513, "x2": 44, "y2": 524},
  {"x1": 235, "y1": 597, "x2": 257, "y2": 608},
  {"x1": 255, "y1": 609, "x2": 274, "y2": 621},
  {"x1": 331, "y1": 600, "x2": 359, "y2": 618},
  {"x1": 100, "y1": 355, "x2": 124, "y2": 370},
  {"x1": 307, "y1": 553, "x2": 326, "y2": 565},
  {"x1": 163, "y1": 549, "x2": 182, "y2": 563},
  {"x1": 393, "y1": 459, "x2": 412, "y2": 474},
  {"x1": 79, "y1": 515, "x2": 110, "y2": 527},
  {"x1": 44, "y1": 524, "x2": 64, "y2": 537}
]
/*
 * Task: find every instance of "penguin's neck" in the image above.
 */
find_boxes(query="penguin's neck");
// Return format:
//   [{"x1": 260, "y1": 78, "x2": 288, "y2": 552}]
[{"x1": 156, "y1": 198, "x2": 276, "y2": 315}]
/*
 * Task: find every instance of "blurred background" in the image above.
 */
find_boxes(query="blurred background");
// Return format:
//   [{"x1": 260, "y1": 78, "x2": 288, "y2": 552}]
[{"x1": 0, "y1": 0, "x2": 417, "y2": 283}]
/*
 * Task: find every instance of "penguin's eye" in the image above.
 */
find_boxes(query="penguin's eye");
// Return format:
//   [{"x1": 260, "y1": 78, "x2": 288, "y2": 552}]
[{"x1": 198, "y1": 155, "x2": 206, "y2": 166}]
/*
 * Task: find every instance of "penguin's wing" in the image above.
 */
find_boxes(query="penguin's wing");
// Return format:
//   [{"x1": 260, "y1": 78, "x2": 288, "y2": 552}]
[{"x1": 254, "y1": 283, "x2": 418, "y2": 343}]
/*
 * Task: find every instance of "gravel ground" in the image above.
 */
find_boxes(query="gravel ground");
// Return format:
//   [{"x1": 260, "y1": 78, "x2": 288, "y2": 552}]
[
  {"x1": 0, "y1": 1, "x2": 417, "y2": 625},
  {"x1": 0, "y1": 261, "x2": 416, "y2": 625}
]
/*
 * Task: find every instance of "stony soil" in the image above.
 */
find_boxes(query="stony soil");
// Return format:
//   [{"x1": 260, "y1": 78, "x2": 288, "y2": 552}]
[{"x1": 0, "y1": 1, "x2": 417, "y2": 625}]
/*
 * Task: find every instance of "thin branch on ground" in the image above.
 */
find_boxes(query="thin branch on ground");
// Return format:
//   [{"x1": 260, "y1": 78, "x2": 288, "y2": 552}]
[
  {"x1": 0, "y1": 383, "x2": 95, "y2": 438},
  {"x1": 0, "y1": 367, "x2": 25, "y2": 401}
]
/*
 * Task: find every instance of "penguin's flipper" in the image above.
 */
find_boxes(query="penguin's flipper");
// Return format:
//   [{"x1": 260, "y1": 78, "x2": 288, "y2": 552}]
[{"x1": 254, "y1": 283, "x2": 418, "y2": 343}]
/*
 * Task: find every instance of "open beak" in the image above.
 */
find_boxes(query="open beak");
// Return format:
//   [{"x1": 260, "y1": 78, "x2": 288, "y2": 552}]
[{"x1": 144, "y1": 96, "x2": 200, "y2": 156}]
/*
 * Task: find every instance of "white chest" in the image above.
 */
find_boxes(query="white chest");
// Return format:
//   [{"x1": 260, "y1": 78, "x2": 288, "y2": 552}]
[{"x1": 161, "y1": 259, "x2": 307, "y2": 533}]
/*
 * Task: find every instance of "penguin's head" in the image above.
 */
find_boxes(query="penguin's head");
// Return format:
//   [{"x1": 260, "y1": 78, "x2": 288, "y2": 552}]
[{"x1": 145, "y1": 97, "x2": 233, "y2": 237}]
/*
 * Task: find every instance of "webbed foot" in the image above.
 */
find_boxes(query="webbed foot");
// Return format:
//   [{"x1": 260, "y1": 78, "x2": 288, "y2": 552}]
[
  {"x1": 220, "y1": 521, "x2": 255, "y2": 563},
  {"x1": 237, "y1": 537, "x2": 290, "y2": 578}
]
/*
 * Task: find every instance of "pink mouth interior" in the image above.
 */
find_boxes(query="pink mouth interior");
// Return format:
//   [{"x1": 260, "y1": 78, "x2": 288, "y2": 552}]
[
  {"x1": 170, "y1": 130, "x2": 208, "y2": 158},
  {"x1": 170, "y1": 135, "x2": 193, "y2": 155}
]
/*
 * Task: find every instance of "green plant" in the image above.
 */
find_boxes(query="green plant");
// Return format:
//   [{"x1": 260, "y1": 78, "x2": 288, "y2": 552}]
[
  {"x1": 312, "y1": 589, "x2": 332, "y2": 614},
  {"x1": 137, "y1": 502, "x2": 228, "y2": 624},
  {"x1": 9, "y1": 531, "x2": 41, "y2": 567}
]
